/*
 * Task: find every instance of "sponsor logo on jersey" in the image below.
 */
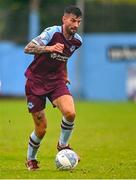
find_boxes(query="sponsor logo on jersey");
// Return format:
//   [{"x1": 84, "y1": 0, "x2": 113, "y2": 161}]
[
  {"x1": 51, "y1": 53, "x2": 69, "y2": 62},
  {"x1": 28, "y1": 102, "x2": 34, "y2": 109}
]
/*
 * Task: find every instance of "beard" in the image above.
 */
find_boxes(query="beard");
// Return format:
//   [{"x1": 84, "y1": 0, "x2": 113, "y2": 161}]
[{"x1": 67, "y1": 27, "x2": 77, "y2": 35}]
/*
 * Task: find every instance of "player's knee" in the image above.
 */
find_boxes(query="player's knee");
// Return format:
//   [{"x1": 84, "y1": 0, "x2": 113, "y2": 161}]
[
  {"x1": 34, "y1": 111, "x2": 44, "y2": 121},
  {"x1": 64, "y1": 110, "x2": 76, "y2": 121},
  {"x1": 33, "y1": 111, "x2": 46, "y2": 125}
]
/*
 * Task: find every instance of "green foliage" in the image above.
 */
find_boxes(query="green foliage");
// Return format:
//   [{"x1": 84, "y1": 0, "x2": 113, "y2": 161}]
[
  {"x1": 0, "y1": 100, "x2": 136, "y2": 178},
  {"x1": 85, "y1": 2, "x2": 136, "y2": 32},
  {"x1": 0, "y1": 0, "x2": 29, "y2": 44},
  {"x1": 0, "y1": 0, "x2": 136, "y2": 42},
  {"x1": 93, "y1": 0, "x2": 136, "y2": 4},
  {"x1": 40, "y1": 0, "x2": 76, "y2": 30}
]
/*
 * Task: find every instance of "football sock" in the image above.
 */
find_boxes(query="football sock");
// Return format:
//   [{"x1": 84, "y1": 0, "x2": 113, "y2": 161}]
[
  {"x1": 27, "y1": 131, "x2": 42, "y2": 160},
  {"x1": 59, "y1": 116, "x2": 74, "y2": 147}
]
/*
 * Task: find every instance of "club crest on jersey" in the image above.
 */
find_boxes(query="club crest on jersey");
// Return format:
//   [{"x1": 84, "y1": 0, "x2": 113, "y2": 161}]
[
  {"x1": 70, "y1": 45, "x2": 76, "y2": 52},
  {"x1": 28, "y1": 102, "x2": 34, "y2": 109}
]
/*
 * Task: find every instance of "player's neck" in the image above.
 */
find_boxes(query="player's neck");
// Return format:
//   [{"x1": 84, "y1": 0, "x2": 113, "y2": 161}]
[{"x1": 62, "y1": 25, "x2": 73, "y2": 40}]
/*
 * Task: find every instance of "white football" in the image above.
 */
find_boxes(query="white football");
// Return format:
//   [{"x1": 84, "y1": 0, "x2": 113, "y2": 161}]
[{"x1": 55, "y1": 149, "x2": 79, "y2": 170}]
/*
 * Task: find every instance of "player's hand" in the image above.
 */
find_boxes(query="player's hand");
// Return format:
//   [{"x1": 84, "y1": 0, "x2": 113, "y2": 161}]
[{"x1": 45, "y1": 43, "x2": 64, "y2": 53}]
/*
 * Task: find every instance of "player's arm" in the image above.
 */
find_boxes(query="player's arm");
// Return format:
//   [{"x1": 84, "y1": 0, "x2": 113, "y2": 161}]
[{"x1": 24, "y1": 41, "x2": 64, "y2": 55}]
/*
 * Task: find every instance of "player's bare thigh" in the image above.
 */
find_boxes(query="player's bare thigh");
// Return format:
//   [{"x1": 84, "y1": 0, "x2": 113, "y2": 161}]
[{"x1": 53, "y1": 95, "x2": 76, "y2": 121}]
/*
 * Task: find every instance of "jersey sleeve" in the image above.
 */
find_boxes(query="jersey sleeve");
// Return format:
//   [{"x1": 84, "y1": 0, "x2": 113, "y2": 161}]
[{"x1": 32, "y1": 26, "x2": 56, "y2": 46}]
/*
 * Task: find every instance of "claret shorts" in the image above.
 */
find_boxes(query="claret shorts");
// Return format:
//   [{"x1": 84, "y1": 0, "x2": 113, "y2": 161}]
[{"x1": 25, "y1": 79, "x2": 71, "y2": 113}]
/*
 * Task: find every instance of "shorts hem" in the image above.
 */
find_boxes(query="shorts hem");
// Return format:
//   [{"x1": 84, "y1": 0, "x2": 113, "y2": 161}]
[
  {"x1": 28, "y1": 107, "x2": 45, "y2": 113},
  {"x1": 50, "y1": 93, "x2": 72, "y2": 105}
]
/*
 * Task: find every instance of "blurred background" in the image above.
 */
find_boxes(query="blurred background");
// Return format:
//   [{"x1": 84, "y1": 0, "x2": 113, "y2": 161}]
[{"x1": 1, "y1": 0, "x2": 136, "y2": 101}]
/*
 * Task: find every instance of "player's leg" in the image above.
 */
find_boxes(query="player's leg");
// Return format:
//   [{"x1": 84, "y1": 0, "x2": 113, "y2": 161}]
[
  {"x1": 27, "y1": 110, "x2": 47, "y2": 161},
  {"x1": 26, "y1": 110, "x2": 47, "y2": 170},
  {"x1": 25, "y1": 78, "x2": 47, "y2": 170},
  {"x1": 53, "y1": 95, "x2": 76, "y2": 148}
]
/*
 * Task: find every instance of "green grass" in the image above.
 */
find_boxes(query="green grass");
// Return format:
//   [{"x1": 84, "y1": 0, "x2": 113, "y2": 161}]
[{"x1": 0, "y1": 99, "x2": 136, "y2": 179}]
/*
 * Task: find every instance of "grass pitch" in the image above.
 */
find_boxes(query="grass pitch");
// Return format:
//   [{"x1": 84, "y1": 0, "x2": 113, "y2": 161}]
[{"x1": 0, "y1": 99, "x2": 136, "y2": 179}]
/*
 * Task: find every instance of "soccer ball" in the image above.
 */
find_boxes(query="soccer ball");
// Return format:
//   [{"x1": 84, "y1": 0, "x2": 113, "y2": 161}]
[{"x1": 55, "y1": 149, "x2": 79, "y2": 170}]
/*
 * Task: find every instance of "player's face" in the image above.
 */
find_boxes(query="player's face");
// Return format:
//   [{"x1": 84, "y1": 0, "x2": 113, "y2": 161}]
[{"x1": 62, "y1": 13, "x2": 82, "y2": 35}]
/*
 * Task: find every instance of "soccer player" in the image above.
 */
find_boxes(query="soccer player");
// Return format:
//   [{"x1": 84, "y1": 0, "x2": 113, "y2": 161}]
[{"x1": 24, "y1": 5, "x2": 82, "y2": 170}]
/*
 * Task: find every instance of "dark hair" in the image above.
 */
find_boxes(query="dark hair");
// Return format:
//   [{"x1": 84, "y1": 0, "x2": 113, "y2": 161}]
[{"x1": 64, "y1": 5, "x2": 82, "y2": 17}]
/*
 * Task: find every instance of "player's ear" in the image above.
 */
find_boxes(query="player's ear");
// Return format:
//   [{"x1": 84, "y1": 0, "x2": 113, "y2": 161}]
[
  {"x1": 62, "y1": 14, "x2": 68, "y2": 23},
  {"x1": 62, "y1": 15, "x2": 65, "y2": 24}
]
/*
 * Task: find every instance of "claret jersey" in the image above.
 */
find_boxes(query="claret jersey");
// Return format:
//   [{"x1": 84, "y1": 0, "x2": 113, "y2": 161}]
[{"x1": 25, "y1": 25, "x2": 82, "y2": 95}]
